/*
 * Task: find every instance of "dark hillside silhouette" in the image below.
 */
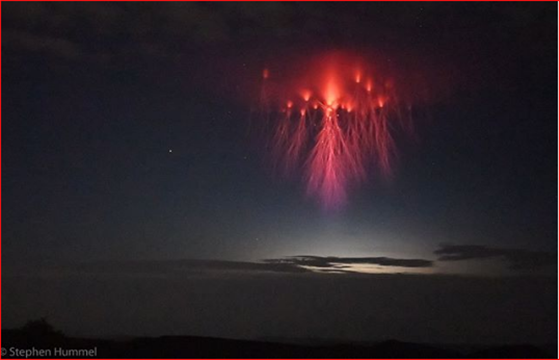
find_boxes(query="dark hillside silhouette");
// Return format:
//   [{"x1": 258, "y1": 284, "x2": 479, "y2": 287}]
[{"x1": 1, "y1": 320, "x2": 554, "y2": 359}]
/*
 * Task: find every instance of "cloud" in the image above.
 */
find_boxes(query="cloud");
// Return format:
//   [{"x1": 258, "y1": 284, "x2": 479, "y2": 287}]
[
  {"x1": 265, "y1": 255, "x2": 434, "y2": 269},
  {"x1": 1, "y1": 2, "x2": 297, "y2": 60},
  {"x1": 434, "y1": 244, "x2": 557, "y2": 271},
  {"x1": 5, "y1": 259, "x2": 312, "y2": 279},
  {"x1": 4, "y1": 255, "x2": 436, "y2": 279},
  {"x1": 3, "y1": 30, "x2": 83, "y2": 59}
]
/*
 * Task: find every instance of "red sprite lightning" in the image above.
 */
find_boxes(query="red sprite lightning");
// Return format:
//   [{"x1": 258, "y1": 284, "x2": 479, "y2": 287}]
[{"x1": 259, "y1": 53, "x2": 411, "y2": 211}]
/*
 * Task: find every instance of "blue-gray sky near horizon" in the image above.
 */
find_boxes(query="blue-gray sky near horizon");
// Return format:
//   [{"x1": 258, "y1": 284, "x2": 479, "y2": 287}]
[{"x1": 1, "y1": 1, "x2": 557, "y2": 343}]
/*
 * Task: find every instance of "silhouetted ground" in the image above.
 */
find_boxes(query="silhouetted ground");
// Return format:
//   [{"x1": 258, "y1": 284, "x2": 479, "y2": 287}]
[{"x1": 1, "y1": 329, "x2": 555, "y2": 359}]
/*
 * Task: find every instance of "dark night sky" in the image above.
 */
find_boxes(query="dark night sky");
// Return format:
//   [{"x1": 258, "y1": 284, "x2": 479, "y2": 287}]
[{"x1": 2, "y1": 2, "x2": 557, "y2": 344}]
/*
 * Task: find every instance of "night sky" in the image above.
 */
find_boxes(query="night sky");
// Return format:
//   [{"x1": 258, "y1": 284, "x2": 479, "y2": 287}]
[{"x1": 2, "y1": 2, "x2": 557, "y2": 345}]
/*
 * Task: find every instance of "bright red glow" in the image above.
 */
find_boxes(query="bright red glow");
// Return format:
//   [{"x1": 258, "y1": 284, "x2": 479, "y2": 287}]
[
  {"x1": 366, "y1": 79, "x2": 373, "y2": 92},
  {"x1": 355, "y1": 70, "x2": 362, "y2": 84},
  {"x1": 259, "y1": 52, "x2": 412, "y2": 210},
  {"x1": 300, "y1": 89, "x2": 312, "y2": 102}
]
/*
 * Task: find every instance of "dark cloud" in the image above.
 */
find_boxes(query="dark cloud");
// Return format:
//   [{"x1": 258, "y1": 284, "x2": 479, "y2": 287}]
[
  {"x1": 4, "y1": 256, "x2": 435, "y2": 280},
  {"x1": 3, "y1": 2, "x2": 552, "y2": 62},
  {"x1": 265, "y1": 255, "x2": 434, "y2": 269},
  {"x1": 3, "y1": 30, "x2": 82, "y2": 59},
  {"x1": 4, "y1": 258, "x2": 312, "y2": 278},
  {"x1": 435, "y1": 245, "x2": 557, "y2": 271},
  {"x1": 1, "y1": 2, "x2": 297, "y2": 60}
]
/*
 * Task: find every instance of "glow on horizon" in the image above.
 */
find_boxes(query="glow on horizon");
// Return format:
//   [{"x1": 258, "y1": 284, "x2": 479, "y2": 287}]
[{"x1": 299, "y1": 263, "x2": 435, "y2": 275}]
